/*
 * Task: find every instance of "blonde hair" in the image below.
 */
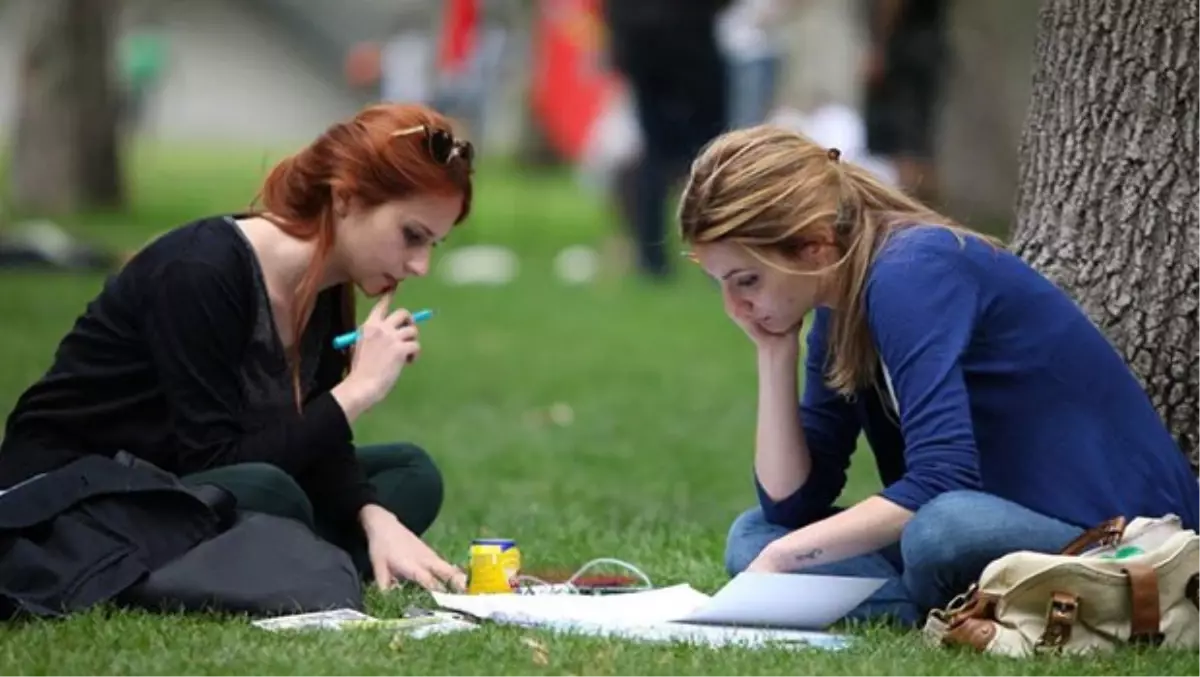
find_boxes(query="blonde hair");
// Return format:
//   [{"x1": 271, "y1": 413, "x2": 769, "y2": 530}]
[{"x1": 679, "y1": 125, "x2": 1001, "y2": 398}]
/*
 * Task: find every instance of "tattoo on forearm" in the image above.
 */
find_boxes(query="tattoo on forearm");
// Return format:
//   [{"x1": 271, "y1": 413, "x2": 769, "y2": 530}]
[{"x1": 793, "y1": 548, "x2": 824, "y2": 564}]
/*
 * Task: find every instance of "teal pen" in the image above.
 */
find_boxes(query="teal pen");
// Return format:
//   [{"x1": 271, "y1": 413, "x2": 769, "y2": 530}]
[{"x1": 333, "y1": 308, "x2": 433, "y2": 350}]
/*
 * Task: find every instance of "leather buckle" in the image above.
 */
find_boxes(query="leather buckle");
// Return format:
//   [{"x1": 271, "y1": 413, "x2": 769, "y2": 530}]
[
  {"x1": 1186, "y1": 574, "x2": 1198, "y2": 608},
  {"x1": 1037, "y1": 592, "x2": 1079, "y2": 649}
]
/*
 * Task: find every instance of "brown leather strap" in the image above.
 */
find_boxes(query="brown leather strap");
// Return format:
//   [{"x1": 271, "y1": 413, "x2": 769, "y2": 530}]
[
  {"x1": 1060, "y1": 516, "x2": 1127, "y2": 556},
  {"x1": 942, "y1": 593, "x2": 999, "y2": 651},
  {"x1": 954, "y1": 593, "x2": 997, "y2": 622},
  {"x1": 1124, "y1": 563, "x2": 1164, "y2": 645},
  {"x1": 944, "y1": 617, "x2": 997, "y2": 651}
]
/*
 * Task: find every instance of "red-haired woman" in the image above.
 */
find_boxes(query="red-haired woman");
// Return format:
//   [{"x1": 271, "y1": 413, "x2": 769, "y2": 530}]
[{"x1": 0, "y1": 104, "x2": 475, "y2": 593}]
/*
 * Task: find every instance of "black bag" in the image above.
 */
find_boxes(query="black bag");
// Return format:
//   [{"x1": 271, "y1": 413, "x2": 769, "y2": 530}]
[
  {"x1": 112, "y1": 453, "x2": 364, "y2": 617},
  {"x1": 0, "y1": 452, "x2": 363, "y2": 621},
  {"x1": 0, "y1": 454, "x2": 224, "y2": 620},
  {"x1": 120, "y1": 510, "x2": 364, "y2": 617}
]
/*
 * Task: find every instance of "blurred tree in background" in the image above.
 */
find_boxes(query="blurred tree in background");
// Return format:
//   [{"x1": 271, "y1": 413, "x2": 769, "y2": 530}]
[
  {"x1": 1014, "y1": 0, "x2": 1198, "y2": 469},
  {"x1": 9, "y1": 0, "x2": 124, "y2": 215},
  {"x1": 936, "y1": 0, "x2": 1040, "y2": 230}
]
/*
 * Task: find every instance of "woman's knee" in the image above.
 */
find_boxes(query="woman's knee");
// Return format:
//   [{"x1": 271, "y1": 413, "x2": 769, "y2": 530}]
[
  {"x1": 401, "y1": 446, "x2": 444, "y2": 518},
  {"x1": 209, "y1": 462, "x2": 315, "y2": 529},
  {"x1": 898, "y1": 491, "x2": 991, "y2": 609},
  {"x1": 367, "y1": 444, "x2": 444, "y2": 536},
  {"x1": 724, "y1": 507, "x2": 791, "y2": 576},
  {"x1": 899, "y1": 489, "x2": 1085, "y2": 610},
  {"x1": 901, "y1": 491, "x2": 988, "y2": 564},
  {"x1": 901, "y1": 489, "x2": 1081, "y2": 568}
]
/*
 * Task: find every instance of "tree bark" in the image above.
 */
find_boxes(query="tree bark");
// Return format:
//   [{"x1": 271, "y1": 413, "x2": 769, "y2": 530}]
[
  {"x1": 9, "y1": 0, "x2": 124, "y2": 215},
  {"x1": 1012, "y1": 0, "x2": 1198, "y2": 469}
]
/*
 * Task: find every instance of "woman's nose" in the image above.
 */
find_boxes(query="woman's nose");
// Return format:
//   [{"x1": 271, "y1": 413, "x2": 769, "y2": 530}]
[
  {"x1": 723, "y1": 287, "x2": 754, "y2": 314},
  {"x1": 405, "y1": 251, "x2": 430, "y2": 277}
]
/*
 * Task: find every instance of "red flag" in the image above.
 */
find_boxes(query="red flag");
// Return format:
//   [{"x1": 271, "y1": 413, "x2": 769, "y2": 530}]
[
  {"x1": 439, "y1": 0, "x2": 479, "y2": 76},
  {"x1": 530, "y1": 0, "x2": 622, "y2": 160}
]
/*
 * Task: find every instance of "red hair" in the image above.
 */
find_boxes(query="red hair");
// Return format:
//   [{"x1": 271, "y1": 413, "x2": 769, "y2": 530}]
[{"x1": 252, "y1": 103, "x2": 473, "y2": 408}]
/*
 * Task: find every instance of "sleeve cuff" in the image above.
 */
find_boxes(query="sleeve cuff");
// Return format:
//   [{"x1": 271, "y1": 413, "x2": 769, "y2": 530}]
[
  {"x1": 878, "y1": 475, "x2": 954, "y2": 514},
  {"x1": 304, "y1": 391, "x2": 355, "y2": 448},
  {"x1": 337, "y1": 480, "x2": 379, "y2": 525},
  {"x1": 755, "y1": 477, "x2": 832, "y2": 530},
  {"x1": 307, "y1": 462, "x2": 378, "y2": 532}
]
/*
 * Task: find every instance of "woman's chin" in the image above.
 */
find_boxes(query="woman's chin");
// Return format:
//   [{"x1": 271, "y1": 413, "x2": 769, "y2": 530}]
[
  {"x1": 358, "y1": 280, "x2": 396, "y2": 298},
  {"x1": 763, "y1": 317, "x2": 804, "y2": 336}
]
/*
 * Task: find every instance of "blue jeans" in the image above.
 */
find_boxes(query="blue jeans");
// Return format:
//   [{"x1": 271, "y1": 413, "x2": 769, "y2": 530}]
[
  {"x1": 726, "y1": 54, "x2": 782, "y2": 129},
  {"x1": 430, "y1": 28, "x2": 508, "y2": 146},
  {"x1": 724, "y1": 490, "x2": 1085, "y2": 627}
]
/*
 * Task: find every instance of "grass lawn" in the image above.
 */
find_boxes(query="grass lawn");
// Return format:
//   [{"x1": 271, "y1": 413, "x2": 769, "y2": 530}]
[{"x1": 0, "y1": 146, "x2": 1195, "y2": 674}]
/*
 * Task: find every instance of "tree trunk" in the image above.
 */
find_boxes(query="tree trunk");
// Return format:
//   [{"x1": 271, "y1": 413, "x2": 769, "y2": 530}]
[
  {"x1": 9, "y1": 0, "x2": 124, "y2": 215},
  {"x1": 1012, "y1": 0, "x2": 1198, "y2": 469}
]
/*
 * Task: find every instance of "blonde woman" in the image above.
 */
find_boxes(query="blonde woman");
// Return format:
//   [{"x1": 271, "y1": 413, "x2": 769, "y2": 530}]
[{"x1": 679, "y1": 126, "x2": 1199, "y2": 626}]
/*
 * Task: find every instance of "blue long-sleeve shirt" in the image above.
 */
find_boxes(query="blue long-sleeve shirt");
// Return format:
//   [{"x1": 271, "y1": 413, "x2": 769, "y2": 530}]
[{"x1": 757, "y1": 225, "x2": 1199, "y2": 533}]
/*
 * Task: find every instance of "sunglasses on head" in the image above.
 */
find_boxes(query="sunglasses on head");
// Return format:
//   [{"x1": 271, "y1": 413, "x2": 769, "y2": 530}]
[{"x1": 391, "y1": 124, "x2": 475, "y2": 166}]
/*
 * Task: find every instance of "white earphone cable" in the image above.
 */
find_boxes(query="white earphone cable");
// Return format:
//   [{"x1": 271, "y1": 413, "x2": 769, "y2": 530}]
[{"x1": 512, "y1": 557, "x2": 654, "y2": 595}]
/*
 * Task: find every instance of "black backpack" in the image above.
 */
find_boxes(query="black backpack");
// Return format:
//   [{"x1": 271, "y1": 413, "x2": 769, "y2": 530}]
[
  {"x1": 0, "y1": 453, "x2": 362, "y2": 621},
  {"x1": 120, "y1": 510, "x2": 364, "y2": 617}
]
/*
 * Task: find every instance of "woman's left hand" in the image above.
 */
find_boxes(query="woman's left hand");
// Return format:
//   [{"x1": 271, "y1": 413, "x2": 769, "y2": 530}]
[{"x1": 361, "y1": 505, "x2": 467, "y2": 592}]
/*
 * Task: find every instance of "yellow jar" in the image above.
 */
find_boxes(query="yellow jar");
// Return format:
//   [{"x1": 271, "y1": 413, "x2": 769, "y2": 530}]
[{"x1": 467, "y1": 538, "x2": 521, "y2": 594}]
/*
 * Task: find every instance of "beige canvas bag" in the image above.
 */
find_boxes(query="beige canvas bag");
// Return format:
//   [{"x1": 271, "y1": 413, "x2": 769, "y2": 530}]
[{"x1": 923, "y1": 514, "x2": 1199, "y2": 657}]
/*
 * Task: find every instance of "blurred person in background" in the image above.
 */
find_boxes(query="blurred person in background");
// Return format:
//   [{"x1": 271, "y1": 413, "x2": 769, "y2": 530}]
[
  {"x1": 0, "y1": 104, "x2": 476, "y2": 594},
  {"x1": 429, "y1": 0, "x2": 513, "y2": 146},
  {"x1": 717, "y1": 0, "x2": 788, "y2": 130},
  {"x1": 376, "y1": 11, "x2": 436, "y2": 109},
  {"x1": 354, "y1": 0, "x2": 511, "y2": 146},
  {"x1": 118, "y1": 3, "x2": 168, "y2": 135},
  {"x1": 0, "y1": 201, "x2": 119, "y2": 272},
  {"x1": 861, "y1": 0, "x2": 947, "y2": 205},
  {"x1": 602, "y1": 0, "x2": 731, "y2": 279}
]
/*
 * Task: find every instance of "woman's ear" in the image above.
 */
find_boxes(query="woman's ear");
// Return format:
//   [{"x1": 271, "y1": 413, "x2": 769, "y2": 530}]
[
  {"x1": 332, "y1": 189, "x2": 351, "y2": 219},
  {"x1": 794, "y1": 239, "x2": 839, "y2": 269},
  {"x1": 800, "y1": 222, "x2": 843, "y2": 268},
  {"x1": 774, "y1": 240, "x2": 815, "y2": 270}
]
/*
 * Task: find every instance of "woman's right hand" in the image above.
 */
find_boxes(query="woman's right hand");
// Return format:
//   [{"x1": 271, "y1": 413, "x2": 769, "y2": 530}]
[
  {"x1": 361, "y1": 505, "x2": 466, "y2": 593},
  {"x1": 335, "y1": 291, "x2": 421, "y2": 416}
]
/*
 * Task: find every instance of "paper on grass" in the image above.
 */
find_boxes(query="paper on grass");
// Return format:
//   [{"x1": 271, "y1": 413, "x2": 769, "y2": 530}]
[
  {"x1": 432, "y1": 583, "x2": 711, "y2": 626},
  {"x1": 251, "y1": 608, "x2": 374, "y2": 630},
  {"x1": 679, "y1": 572, "x2": 887, "y2": 629},
  {"x1": 430, "y1": 572, "x2": 886, "y2": 650},
  {"x1": 250, "y1": 608, "x2": 478, "y2": 638},
  {"x1": 492, "y1": 612, "x2": 850, "y2": 650}
]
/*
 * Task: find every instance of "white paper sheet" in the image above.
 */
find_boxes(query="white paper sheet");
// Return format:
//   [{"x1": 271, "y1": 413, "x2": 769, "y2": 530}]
[
  {"x1": 679, "y1": 572, "x2": 887, "y2": 629},
  {"x1": 430, "y1": 572, "x2": 885, "y2": 650},
  {"x1": 487, "y1": 613, "x2": 851, "y2": 651},
  {"x1": 432, "y1": 584, "x2": 711, "y2": 627}
]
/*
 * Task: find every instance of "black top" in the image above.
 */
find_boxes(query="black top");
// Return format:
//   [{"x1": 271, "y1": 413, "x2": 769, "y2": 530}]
[
  {"x1": 0, "y1": 216, "x2": 375, "y2": 523},
  {"x1": 898, "y1": 0, "x2": 946, "y2": 30},
  {"x1": 866, "y1": 0, "x2": 947, "y2": 42},
  {"x1": 602, "y1": 0, "x2": 731, "y2": 27}
]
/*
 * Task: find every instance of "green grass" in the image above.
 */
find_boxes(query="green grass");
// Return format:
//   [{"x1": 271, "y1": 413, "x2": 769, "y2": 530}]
[{"x1": 0, "y1": 146, "x2": 1195, "y2": 674}]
